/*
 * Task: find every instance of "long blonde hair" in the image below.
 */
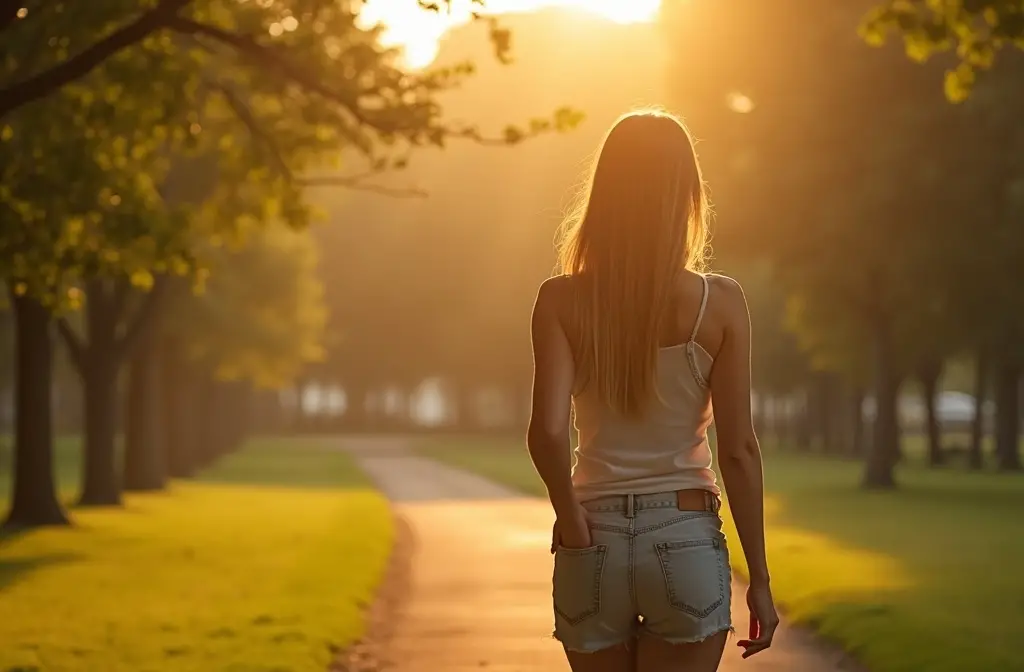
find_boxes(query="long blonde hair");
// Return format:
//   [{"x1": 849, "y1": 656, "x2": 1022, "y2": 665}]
[{"x1": 557, "y1": 110, "x2": 710, "y2": 418}]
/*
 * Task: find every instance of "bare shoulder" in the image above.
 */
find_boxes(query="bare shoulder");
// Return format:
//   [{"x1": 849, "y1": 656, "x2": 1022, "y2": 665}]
[
  {"x1": 535, "y1": 274, "x2": 573, "y2": 309},
  {"x1": 533, "y1": 274, "x2": 574, "y2": 326},
  {"x1": 705, "y1": 273, "x2": 746, "y2": 301},
  {"x1": 705, "y1": 273, "x2": 750, "y2": 324}
]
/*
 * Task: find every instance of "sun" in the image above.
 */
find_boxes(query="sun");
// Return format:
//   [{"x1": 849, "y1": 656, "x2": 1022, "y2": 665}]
[
  {"x1": 559, "y1": 0, "x2": 662, "y2": 24},
  {"x1": 357, "y1": 0, "x2": 663, "y2": 70}
]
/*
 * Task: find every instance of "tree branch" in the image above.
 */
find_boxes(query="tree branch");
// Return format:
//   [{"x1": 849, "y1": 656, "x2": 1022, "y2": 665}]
[
  {"x1": 111, "y1": 275, "x2": 131, "y2": 324},
  {"x1": 299, "y1": 174, "x2": 427, "y2": 198},
  {"x1": 56, "y1": 317, "x2": 86, "y2": 374},
  {"x1": 116, "y1": 277, "x2": 169, "y2": 362},
  {"x1": 167, "y1": 16, "x2": 392, "y2": 132},
  {"x1": 211, "y1": 82, "x2": 294, "y2": 180},
  {"x1": 0, "y1": 0, "x2": 193, "y2": 119},
  {"x1": 170, "y1": 17, "x2": 546, "y2": 149},
  {"x1": 208, "y1": 78, "x2": 425, "y2": 196}
]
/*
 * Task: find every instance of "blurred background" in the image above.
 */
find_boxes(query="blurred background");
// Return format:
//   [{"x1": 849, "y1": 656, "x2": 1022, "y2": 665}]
[{"x1": 1, "y1": 0, "x2": 1022, "y2": 670}]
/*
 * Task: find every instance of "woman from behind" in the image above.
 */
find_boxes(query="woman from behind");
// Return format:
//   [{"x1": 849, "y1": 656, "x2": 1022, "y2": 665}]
[{"x1": 527, "y1": 110, "x2": 778, "y2": 671}]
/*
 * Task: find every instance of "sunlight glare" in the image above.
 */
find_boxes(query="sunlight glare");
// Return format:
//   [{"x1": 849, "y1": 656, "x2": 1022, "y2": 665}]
[
  {"x1": 357, "y1": 0, "x2": 662, "y2": 69},
  {"x1": 727, "y1": 92, "x2": 755, "y2": 114}
]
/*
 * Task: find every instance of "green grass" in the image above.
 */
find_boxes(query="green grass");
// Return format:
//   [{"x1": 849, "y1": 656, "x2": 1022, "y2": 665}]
[
  {"x1": 418, "y1": 436, "x2": 1024, "y2": 672},
  {"x1": 0, "y1": 436, "x2": 392, "y2": 672}
]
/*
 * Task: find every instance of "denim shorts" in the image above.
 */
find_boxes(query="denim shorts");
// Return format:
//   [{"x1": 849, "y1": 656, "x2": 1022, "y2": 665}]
[{"x1": 551, "y1": 491, "x2": 732, "y2": 652}]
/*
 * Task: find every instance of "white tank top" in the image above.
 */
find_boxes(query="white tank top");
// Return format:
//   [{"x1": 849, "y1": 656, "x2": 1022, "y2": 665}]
[{"x1": 570, "y1": 275, "x2": 719, "y2": 500}]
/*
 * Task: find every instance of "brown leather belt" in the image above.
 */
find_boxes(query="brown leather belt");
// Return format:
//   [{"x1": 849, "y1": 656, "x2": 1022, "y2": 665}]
[
  {"x1": 582, "y1": 489, "x2": 722, "y2": 516},
  {"x1": 677, "y1": 488, "x2": 722, "y2": 513}
]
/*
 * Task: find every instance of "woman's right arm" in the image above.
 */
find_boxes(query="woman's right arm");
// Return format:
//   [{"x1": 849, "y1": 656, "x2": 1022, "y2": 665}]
[{"x1": 708, "y1": 276, "x2": 779, "y2": 658}]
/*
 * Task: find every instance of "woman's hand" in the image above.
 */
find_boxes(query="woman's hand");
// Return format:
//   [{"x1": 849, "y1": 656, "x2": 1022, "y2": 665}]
[
  {"x1": 738, "y1": 580, "x2": 779, "y2": 658},
  {"x1": 549, "y1": 502, "x2": 593, "y2": 552}
]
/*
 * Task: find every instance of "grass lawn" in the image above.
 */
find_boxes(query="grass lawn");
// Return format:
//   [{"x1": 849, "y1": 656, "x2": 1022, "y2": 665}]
[
  {"x1": 419, "y1": 436, "x2": 1024, "y2": 672},
  {"x1": 0, "y1": 436, "x2": 392, "y2": 672}
]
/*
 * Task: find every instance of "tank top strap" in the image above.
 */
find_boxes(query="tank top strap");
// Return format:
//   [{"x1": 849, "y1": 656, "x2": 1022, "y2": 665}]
[{"x1": 688, "y1": 274, "x2": 709, "y2": 342}]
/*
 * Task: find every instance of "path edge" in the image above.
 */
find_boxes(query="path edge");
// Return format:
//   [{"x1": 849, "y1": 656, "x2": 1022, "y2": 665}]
[{"x1": 329, "y1": 508, "x2": 415, "y2": 672}]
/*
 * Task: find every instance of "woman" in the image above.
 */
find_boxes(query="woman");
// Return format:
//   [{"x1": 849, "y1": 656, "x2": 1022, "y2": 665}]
[{"x1": 527, "y1": 110, "x2": 778, "y2": 671}]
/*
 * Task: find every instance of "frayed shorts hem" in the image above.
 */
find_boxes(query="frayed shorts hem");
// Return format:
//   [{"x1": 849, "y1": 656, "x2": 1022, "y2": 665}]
[
  {"x1": 552, "y1": 631, "x2": 631, "y2": 654},
  {"x1": 554, "y1": 622, "x2": 734, "y2": 654},
  {"x1": 641, "y1": 623, "x2": 735, "y2": 646}
]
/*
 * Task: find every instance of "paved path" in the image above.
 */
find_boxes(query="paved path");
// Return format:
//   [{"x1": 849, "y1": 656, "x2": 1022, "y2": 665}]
[{"x1": 345, "y1": 437, "x2": 861, "y2": 672}]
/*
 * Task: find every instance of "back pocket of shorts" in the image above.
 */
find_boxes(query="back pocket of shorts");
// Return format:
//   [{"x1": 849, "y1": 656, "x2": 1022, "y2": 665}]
[
  {"x1": 655, "y1": 538, "x2": 725, "y2": 618},
  {"x1": 553, "y1": 545, "x2": 607, "y2": 625}
]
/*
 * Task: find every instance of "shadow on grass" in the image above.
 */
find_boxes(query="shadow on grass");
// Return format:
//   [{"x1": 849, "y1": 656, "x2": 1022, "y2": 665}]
[
  {"x1": 1, "y1": 436, "x2": 369, "y2": 502},
  {"x1": 0, "y1": 526, "x2": 27, "y2": 550},
  {"x1": 0, "y1": 552, "x2": 81, "y2": 594}
]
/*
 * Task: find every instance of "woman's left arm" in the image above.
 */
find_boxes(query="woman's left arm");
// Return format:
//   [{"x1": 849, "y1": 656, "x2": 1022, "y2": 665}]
[{"x1": 526, "y1": 277, "x2": 590, "y2": 549}]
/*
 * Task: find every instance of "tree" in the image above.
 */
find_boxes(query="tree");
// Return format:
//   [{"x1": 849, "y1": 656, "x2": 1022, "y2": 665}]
[
  {"x1": 863, "y1": 0, "x2": 1024, "y2": 101},
  {"x1": 946, "y1": 59, "x2": 1024, "y2": 471},
  {"x1": 1, "y1": 17, "x2": 208, "y2": 510},
  {"x1": 128, "y1": 223, "x2": 326, "y2": 480},
  {"x1": 122, "y1": 309, "x2": 169, "y2": 491},
  {"x1": 2, "y1": 290, "x2": 69, "y2": 527},
  {"x1": 0, "y1": 1, "x2": 513, "y2": 119},
  {"x1": 0, "y1": 77, "x2": 173, "y2": 520},
  {"x1": 663, "y1": 0, "x2": 1006, "y2": 487},
  {"x1": 1, "y1": 2, "x2": 580, "y2": 518},
  {"x1": 174, "y1": 225, "x2": 326, "y2": 388}
]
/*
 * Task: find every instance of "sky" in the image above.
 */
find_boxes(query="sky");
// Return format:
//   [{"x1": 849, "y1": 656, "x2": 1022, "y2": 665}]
[{"x1": 356, "y1": 0, "x2": 663, "y2": 68}]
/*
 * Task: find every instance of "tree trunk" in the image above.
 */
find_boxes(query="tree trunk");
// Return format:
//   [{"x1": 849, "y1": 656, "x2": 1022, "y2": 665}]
[
  {"x1": 193, "y1": 376, "x2": 213, "y2": 470},
  {"x1": 816, "y1": 373, "x2": 844, "y2": 454},
  {"x1": 220, "y1": 381, "x2": 252, "y2": 455},
  {"x1": 919, "y1": 360, "x2": 944, "y2": 467},
  {"x1": 795, "y1": 391, "x2": 811, "y2": 452},
  {"x1": 457, "y1": 381, "x2": 477, "y2": 431},
  {"x1": 850, "y1": 387, "x2": 865, "y2": 457},
  {"x1": 162, "y1": 338, "x2": 196, "y2": 478},
  {"x1": 2, "y1": 293, "x2": 70, "y2": 529},
  {"x1": 193, "y1": 375, "x2": 224, "y2": 470},
  {"x1": 994, "y1": 359, "x2": 1022, "y2": 472},
  {"x1": 969, "y1": 352, "x2": 987, "y2": 470},
  {"x1": 342, "y1": 376, "x2": 366, "y2": 430},
  {"x1": 78, "y1": 355, "x2": 121, "y2": 506},
  {"x1": 830, "y1": 381, "x2": 853, "y2": 455},
  {"x1": 66, "y1": 280, "x2": 120, "y2": 507},
  {"x1": 863, "y1": 317, "x2": 900, "y2": 489},
  {"x1": 122, "y1": 329, "x2": 166, "y2": 491},
  {"x1": 806, "y1": 378, "x2": 826, "y2": 452},
  {"x1": 61, "y1": 278, "x2": 169, "y2": 504},
  {"x1": 251, "y1": 388, "x2": 283, "y2": 435}
]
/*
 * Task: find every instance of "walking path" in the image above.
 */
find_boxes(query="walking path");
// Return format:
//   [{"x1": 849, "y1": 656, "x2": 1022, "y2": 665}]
[{"x1": 344, "y1": 437, "x2": 861, "y2": 671}]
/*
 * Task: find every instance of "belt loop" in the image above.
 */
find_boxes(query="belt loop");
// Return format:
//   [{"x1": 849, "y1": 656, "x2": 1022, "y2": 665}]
[
  {"x1": 704, "y1": 491, "x2": 712, "y2": 512},
  {"x1": 625, "y1": 493, "x2": 635, "y2": 519}
]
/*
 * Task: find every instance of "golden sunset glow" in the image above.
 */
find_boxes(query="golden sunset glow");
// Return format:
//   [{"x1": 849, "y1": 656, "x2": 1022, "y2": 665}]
[{"x1": 357, "y1": 0, "x2": 662, "y2": 69}]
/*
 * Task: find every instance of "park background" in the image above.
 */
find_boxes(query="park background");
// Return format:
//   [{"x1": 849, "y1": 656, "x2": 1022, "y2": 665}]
[{"x1": 1, "y1": 1, "x2": 1023, "y2": 670}]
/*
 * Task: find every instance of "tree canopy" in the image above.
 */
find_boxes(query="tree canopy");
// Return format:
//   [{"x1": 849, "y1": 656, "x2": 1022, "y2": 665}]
[
  {"x1": 1, "y1": 1, "x2": 578, "y2": 307},
  {"x1": 1, "y1": 0, "x2": 583, "y2": 519},
  {"x1": 864, "y1": 0, "x2": 1024, "y2": 100},
  {"x1": 170, "y1": 223, "x2": 327, "y2": 389},
  {"x1": 665, "y1": 0, "x2": 1024, "y2": 483}
]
